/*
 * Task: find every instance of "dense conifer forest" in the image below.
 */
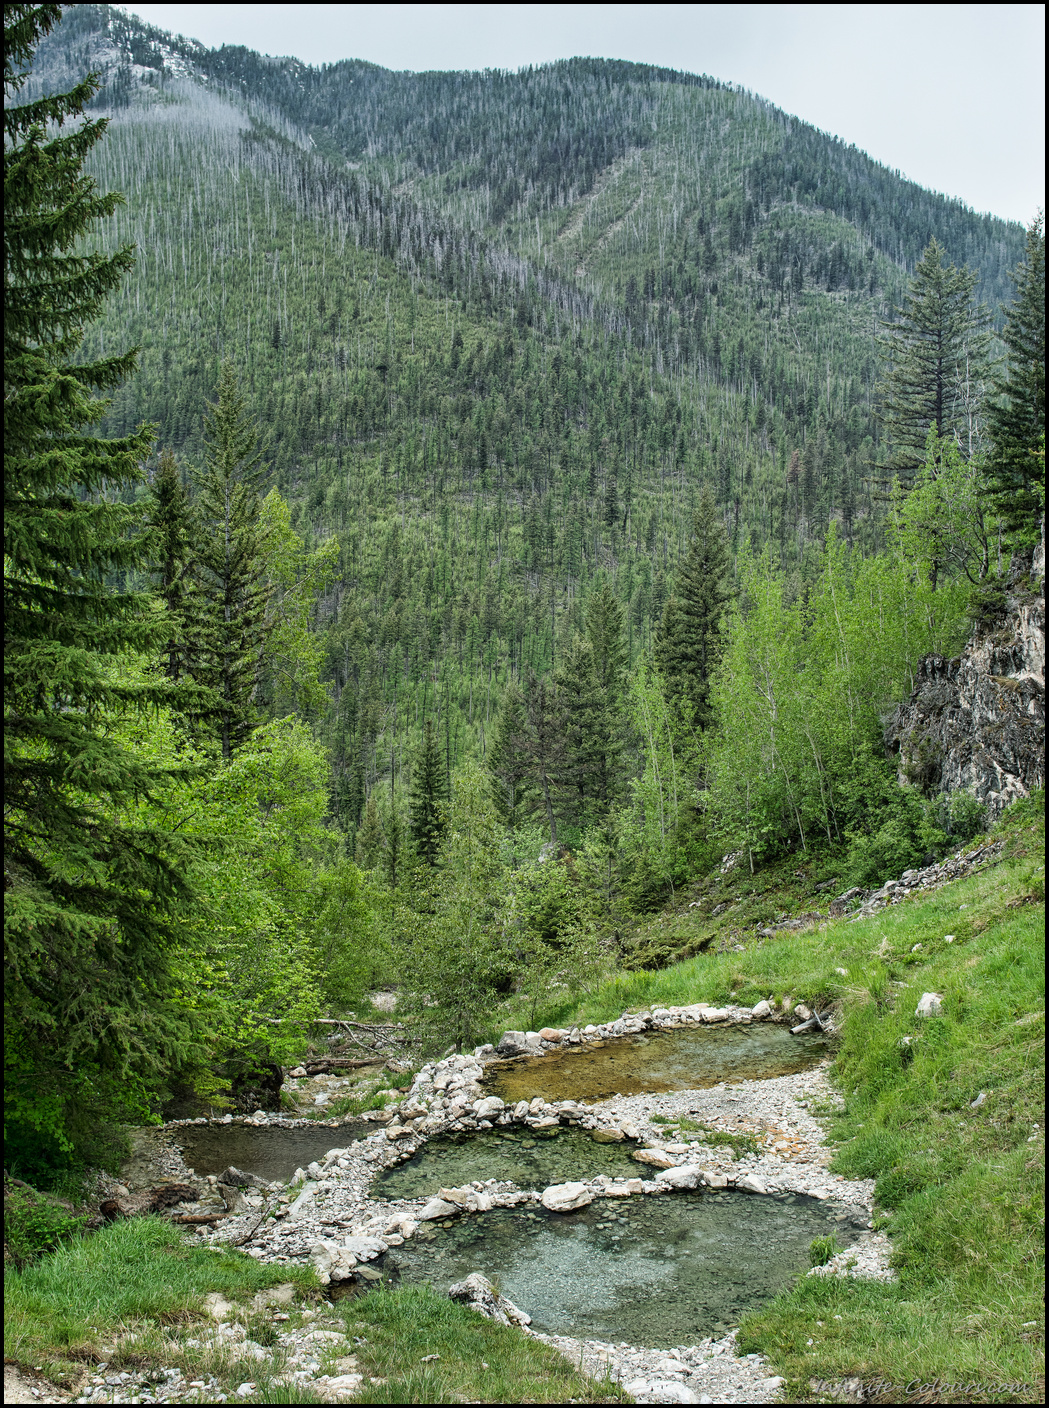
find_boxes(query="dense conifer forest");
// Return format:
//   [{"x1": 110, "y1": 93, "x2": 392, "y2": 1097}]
[{"x1": 5, "y1": 3, "x2": 1044, "y2": 1178}]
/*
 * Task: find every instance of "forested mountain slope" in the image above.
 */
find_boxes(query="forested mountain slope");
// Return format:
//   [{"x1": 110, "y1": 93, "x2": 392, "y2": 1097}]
[{"x1": 21, "y1": 5, "x2": 1030, "y2": 822}]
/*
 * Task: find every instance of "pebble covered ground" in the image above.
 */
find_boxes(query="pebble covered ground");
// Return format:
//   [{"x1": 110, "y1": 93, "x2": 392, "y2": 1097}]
[{"x1": 70, "y1": 1003, "x2": 896, "y2": 1404}]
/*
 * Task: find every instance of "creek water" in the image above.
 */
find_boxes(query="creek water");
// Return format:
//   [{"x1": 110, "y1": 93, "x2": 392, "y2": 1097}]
[
  {"x1": 387, "y1": 1191, "x2": 862, "y2": 1346},
  {"x1": 488, "y1": 1021, "x2": 830, "y2": 1104},
  {"x1": 173, "y1": 1121, "x2": 370, "y2": 1183},
  {"x1": 377, "y1": 1126, "x2": 644, "y2": 1199}
]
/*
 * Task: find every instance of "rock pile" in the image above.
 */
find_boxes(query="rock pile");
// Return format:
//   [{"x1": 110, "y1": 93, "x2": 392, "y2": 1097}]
[
  {"x1": 533, "y1": 1328, "x2": 788, "y2": 1404},
  {"x1": 824, "y1": 839, "x2": 1006, "y2": 919}
]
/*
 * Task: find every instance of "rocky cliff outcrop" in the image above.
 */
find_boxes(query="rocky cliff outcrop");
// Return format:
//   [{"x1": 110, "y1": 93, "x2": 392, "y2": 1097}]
[{"x1": 885, "y1": 528, "x2": 1045, "y2": 818}]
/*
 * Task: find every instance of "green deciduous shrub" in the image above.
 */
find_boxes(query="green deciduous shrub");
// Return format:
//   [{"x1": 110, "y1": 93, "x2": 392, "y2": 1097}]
[{"x1": 4, "y1": 1185, "x2": 87, "y2": 1266}]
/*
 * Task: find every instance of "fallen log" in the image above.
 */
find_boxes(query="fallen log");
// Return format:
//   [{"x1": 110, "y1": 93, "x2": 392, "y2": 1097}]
[
  {"x1": 171, "y1": 1212, "x2": 229, "y2": 1225},
  {"x1": 298, "y1": 1057, "x2": 387, "y2": 1074}
]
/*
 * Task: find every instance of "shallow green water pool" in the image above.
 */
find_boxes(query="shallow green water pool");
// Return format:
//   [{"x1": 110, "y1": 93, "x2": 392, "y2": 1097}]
[
  {"x1": 387, "y1": 1190, "x2": 864, "y2": 1345},
  {"x1": 488, "y1": 1021, "x2": 831, "y2": 1105},
  {"x1": 376, "y1": 1125, "x2": 642, "y2": 1199}
]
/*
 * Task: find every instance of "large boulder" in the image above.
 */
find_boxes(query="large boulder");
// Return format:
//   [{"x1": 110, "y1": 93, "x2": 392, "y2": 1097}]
[
  {"x1": 632, "y1": 1148, "x2": 677, "y2": 1169},
  {"x1": 737, "y1": 1173, "x2": 767, "y2": 1195},
  {"x1": 540, "y1": 1181, "x2": 594, "y2": 1212},
  {"x1": 655, "y1": 1164, "x2": 702, "y2": 1190},
  {"x1": 418, "y1": 1197, "x2": 460, "y2": 1221},
  {"x1": 496, "y1": 1031, "x2": 539, "y2": 1056},
  {"x1": 448, "y1": 1272, "x2": 531, "y2": 1326}
]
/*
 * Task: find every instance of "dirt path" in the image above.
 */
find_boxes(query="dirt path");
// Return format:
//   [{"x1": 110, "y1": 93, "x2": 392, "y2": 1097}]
[{"x1": 4, "y1": 1364, "x2": 71, "y2": 1404}]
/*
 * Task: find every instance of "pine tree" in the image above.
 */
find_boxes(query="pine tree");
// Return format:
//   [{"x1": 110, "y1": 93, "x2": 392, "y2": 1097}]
[
  {"x1": 554, "y1": 585, "x2": 629, "y2": 825},
  {"x1": 655, "y1": 489, "x2": 732, "y2": 731},
  {"x1": 4, "y1": 5, "x2": 199, "y2": 1168},
  {"x1": 409, "y1": 719, "x2": 448, "y2": 865},
  {"x1": 584, "y1": 583, "x2": 628, "y2": 816},
  {"x1": 354, "y1": 794, "x2": 385, "y2": 872},
  {"x1": 487, "y1": 680, "x2": 535, "y2": 848},
  {"x1": 984, "y1": 215, "x2": 1045, "y2": 539},
  {"x1": 146, "y1": 449, "x2": 207, "y2": 683},
  {"x1": 878, "y1": 239, "x2": 992, "y2": 487},
  {"x1": 523, "y1": 672, "x2": 567, "y2": 845},
  {"x1": 193, "y1": 363, "x2": 272, "y2": 758},
  {"x1": 554, "y1": 635, "x2": 602, "y2": 825}
]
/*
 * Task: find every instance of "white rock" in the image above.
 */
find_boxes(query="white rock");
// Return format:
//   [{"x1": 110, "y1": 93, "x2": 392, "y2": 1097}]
[
  {"x1": 701, "y1": 1171, "x2": 728, "y2": 1188},
  {"x1": 632, "y1": 1147, "x2": 677, "y2": 1169},
  {"x1": 701, "y1": 1007, "x2": 730, "y2": 1023},
  {"x1": 649, "y1": 1384, "x2": 700, "y2": 1405},
  {"x1": 915, "y1": 992, "x2": 944, "y2": 1018},
  {"x1": 541, "y1": 1181, "x2": 594, "y2": 1212},
  {"x1": 325, "y1": 1374, "x2": 364, "y2": 1396},
  {"x1": 342, "y1": 1235, "x2": 387, "y2": 1260},
  {"x1": 738, "y1": 1173, "x2": 767, "y2": 1194},
  {"x1": 750, "y1": 999, "x2": 772, "y2": 1018},
  {"x1": 793, "y1": 1003, "x2": 812, "y2": 1021},
  {"x1": 473, "y1": 1096, "x2": 506, "y2": 1119},
  {"x1": 418, "y1": 1197, "x2": 460, "y2": 1220},
  {"x1": 760, "y1": 1376, "x2": 786, "y2": 1389},
  {"x1": 655, "y1": 1164, "x2": 702, "y2": 1190}
]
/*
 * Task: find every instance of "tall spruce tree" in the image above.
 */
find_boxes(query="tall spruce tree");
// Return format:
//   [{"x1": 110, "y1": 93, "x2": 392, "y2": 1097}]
[
  {"x1": 984, "y1": 215, "x2": 1045, "y2": 539},
  {"x1": 487, "y1": 680, "x2": 535, "y2": 849},
  {"x1": 523, "y1": 672, "x2": 567, "y2": 845},
  {"x1": 584, "y1": 583, "x2": 628, "y2": 816},
  {"x1": 878, "y1": 238, "x2": 992, "y2": 487},
  {"x1": 655, "y1": 489, "x2": 732, "y2": 731},
  {"x1": 146, "y1": 449, "x2": 205, "y2": 683},
  {"x1": 193, "y1": 363, "x2": 272, "y2": 758},
  {"x1": 554, "y1": 635, "x2": 602, "y2": 826},
  {"x1": 409, "y1": 719, "x2": 448, "y2": 865},
  {"x1": 354, "y1": 794, "x2": 386, "y2": 873},
  {"x1": 4, "y1": 5, "x2": 199, "y2": 1169}
]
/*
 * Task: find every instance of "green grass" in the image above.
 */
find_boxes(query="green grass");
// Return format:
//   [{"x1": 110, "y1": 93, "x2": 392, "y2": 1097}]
[
  {"x1": 304, "y1": 1080, "x2": 394, "y2": 1122},
  {"x1": 650, "y1": 1113, "x2": 761, "y2": 1158},
  {"x1": 4, "y1": 1219, "x2": 620, "y2": 1403},
  {"x1": 4, "y1": 1217, "x2": 315, "y2": 1390},
  {"x1": 341, "y1": 1284, "x2": 625, "y2": 1403}
]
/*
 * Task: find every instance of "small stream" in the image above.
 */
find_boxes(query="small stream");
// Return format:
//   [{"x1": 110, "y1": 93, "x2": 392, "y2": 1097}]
[
  {"x1": 488, "y1": 1020, "x2": 830, "y2": 1104},
  {"x1": 388, "y1": 1190, "x2": 864, "y2": 1345}
]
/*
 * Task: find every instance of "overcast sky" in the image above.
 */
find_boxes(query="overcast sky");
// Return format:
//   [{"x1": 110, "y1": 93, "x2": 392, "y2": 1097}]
[{"x1": 119, "y1": 3, "x2": 1044, "y2": 226}]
